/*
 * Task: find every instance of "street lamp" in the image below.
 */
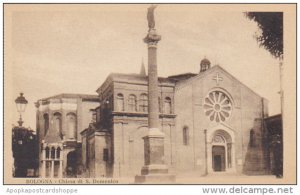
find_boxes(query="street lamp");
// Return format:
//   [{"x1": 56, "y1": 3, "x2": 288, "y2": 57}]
[{"x1": 15, "y1": 93, "x2": 28, "y2": 127}]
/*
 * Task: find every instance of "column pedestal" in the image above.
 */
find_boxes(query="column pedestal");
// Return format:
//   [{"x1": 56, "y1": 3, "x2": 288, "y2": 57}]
[{"x1": 135, "y1": 128, "x2": 175, "y2": 183}]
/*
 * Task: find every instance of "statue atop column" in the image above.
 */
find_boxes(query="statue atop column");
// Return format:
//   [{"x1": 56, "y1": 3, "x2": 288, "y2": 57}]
[
  {"x1": 144, "y1": 5, "x2": 161, "y2": 44},
  {"x1": 147, "y1": 5, "x2": 157, "y2": 30}
]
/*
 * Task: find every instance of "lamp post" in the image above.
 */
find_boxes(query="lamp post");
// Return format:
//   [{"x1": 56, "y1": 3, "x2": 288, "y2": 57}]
[
  {"x1": 13, "y1": 93, "x2": 38, "y2": 177},
  {"x1": 15, "y1": 93, "x2": 28, "y2": 127}
]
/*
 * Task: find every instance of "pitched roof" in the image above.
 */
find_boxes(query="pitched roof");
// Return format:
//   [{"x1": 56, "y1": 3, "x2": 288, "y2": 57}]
[
  {"x1": 44, "y1": 130, "x2": 62, "y2": 143},
  {"x1": 109, "y1": 73, "x2": 174, "y2": 83},
  {"x1": 96, "y1": 72, "x2": 175, "y2": 93},
  {"x1": 175, "y1": 65, "x2": 266, "y2": 99},
  {"x1": 39, "y1": 93, "x2": 99, "y2": 102},
  {"x1": 168, "y1": 73, "x2": 198, "y2": 82}
]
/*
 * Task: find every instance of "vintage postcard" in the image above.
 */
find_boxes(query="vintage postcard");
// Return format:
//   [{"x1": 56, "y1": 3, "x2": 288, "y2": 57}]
[{"x1": 3, "y1": 3, "x2": 296, "y2": 185}]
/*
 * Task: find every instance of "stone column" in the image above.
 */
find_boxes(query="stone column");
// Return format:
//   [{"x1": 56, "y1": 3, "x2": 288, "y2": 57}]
[
  {"x1": 204, "y1": 129, "x2": 208, "y2": 175},
  {"x1": 207, "y1": 142, "x2": 213, "y2": 173},
  {"x1": 135, "y1": 26, "x2": 175, "y2": 183},
  {"x1": 142, "y1": 30, "x2": 167, "y2": 174},
  {"x1": 61, "y1": 148, "x2": 65, "y2": 177},
  {"x1": 231, "y1": 143, "x2": 237, "y2": 172},
  {"x1": 41, "y1": 148, "x2": 46, "y2": 178},
  {"x1": 54, "y1": 147, "x2": 57, "y2": 160},
  {"x1": 147, "y1": 37, "x2": 160, "y2": 129},
  {"x1": 59, "y1": 160, "x2": 63, "y2": 178},
  {"x1": 51, "y1": 161, "x2": 54, "y2": 178}
]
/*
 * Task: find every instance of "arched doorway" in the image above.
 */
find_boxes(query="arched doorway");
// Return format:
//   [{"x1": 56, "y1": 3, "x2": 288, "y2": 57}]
[
  {"x1": 212, "y1": 134, "x2": 227, "y2": 172},
  {"x1": 212, "y1": 145, "x2": 225, "y2": 171},
  {"x1": 207, "y1": 129, "x2": 235, "y2": 173}
]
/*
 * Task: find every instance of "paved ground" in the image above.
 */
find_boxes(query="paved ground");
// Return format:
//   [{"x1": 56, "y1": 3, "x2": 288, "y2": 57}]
[
  {"x1": 116, "y1": 174, "x2": 285, "y2": 184},
  {"x1": 175, "y1": 174, "x2": 283, "y2": 185}
]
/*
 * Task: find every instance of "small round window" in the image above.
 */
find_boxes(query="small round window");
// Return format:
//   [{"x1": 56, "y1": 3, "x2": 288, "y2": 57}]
[{"x1": 203, "y1": 91, "x2": 232, "y2": 122}]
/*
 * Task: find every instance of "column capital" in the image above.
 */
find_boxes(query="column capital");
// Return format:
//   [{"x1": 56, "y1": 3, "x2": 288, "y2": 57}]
[{"x1": 144, "y1": 29, "x2": 161, "y2": 45}]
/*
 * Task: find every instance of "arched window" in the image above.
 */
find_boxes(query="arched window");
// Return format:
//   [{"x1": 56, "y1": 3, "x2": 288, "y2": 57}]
[
  {"x1": 158, "y1": 97, "x2": 162, "y2": 113},
  {"x1": 116, "y1": 93, "x2": 124, "y2": 111},
  {"x1": 164, "y1": 97, "x2": 172, "y2": 114},
  {"x1": 250, "y1": 129, "x2": 256, "y2": 147},
  {"x1": 139, "y1": 93, "x2": 148, "y2": 112},
  {"x1": 128, "y1": 94, "x2": 137, "y2": 112},
  {"x1": 45, "y1": 147, "x2": 50, "y2": 159},
  {"x1": 67, "y1": 113, "x2": 77, "y2": 139},
  {"x1": 43, "y1": 114, "x2": 49, "y2": 135},
  {"x1": 56, "y1": 147, "x2": 61, "y2": 159},
  {"x1": 183, "y1": 126, "x2": 189, "y2": 145},
  {"x1": 51, "y1": 147, "x2": 56, "y2": 159},
  {"x1": 53, "y1": 113, "x2": 62, "y2": 134}
]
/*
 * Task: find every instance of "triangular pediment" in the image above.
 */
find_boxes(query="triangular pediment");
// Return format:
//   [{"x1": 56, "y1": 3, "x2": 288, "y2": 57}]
[{"x1": 175, "y1": 65, "x2": 264, "y2": 99}]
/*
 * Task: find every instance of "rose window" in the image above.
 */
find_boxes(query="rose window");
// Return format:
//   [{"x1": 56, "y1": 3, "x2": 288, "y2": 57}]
[{"x1": 203, "y1": 91, "x2": 232, "y2": 122}]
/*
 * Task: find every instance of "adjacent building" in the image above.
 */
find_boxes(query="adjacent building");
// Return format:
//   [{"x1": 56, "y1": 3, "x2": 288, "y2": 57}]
[{"x1": 35, "y1": 94, "x2": 99, "y2": 178}]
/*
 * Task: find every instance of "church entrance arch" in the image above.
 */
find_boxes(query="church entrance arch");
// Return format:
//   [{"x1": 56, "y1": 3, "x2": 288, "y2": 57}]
[{"x1": 207, "y1": 128, "x2": 236, "y2": 174}]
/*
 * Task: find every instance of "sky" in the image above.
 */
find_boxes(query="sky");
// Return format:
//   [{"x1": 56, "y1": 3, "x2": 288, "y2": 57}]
[{"x1": 5, "y1": 4, "x2": 281, "y2": 129}]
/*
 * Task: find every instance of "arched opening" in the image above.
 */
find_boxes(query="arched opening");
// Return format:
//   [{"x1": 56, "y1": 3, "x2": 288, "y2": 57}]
[
  {"x1": 210, "y1": 130, "x2": 233, "y2": 172},
  {"x1": 183, "y1": 126, "x2": 189, "y2": 145},
  {"x1": 158, "y1": 97, "x2": 162, "y2": 113},
  {"x1": 43, "y1": 114, "x2": 49, "y2": 135},
  {"x1": 128, "y1": 94, "x2": 137, "y2": 112},
  {"x1": 45, "y1": 147, "x2": 50, "y2": 159},
  {"x1": 66, "y1": 151, "x2": 77, "y2": 177},
  {"x1": 116, "y1": 93, "x2": 124, "y2": 111},
  {"x1": 56, "y1": 147, "x2": 61, "y2": 159},
  {"x1": 66, "y1": 113, "x2": 77, "y2": 139},
  {"x1": 51, "y1": 147, "x2": 56, "y2": 159},
  {"x1": 53, "y1": 112, "x2": 62, "y2": 134},
  {"x1": 212, "y1": 135, "x2": 226, "y2": 172},
  {"x1": 249, "y1": 129, "x2": 256, "y2": 147},
  {"x1": 164, "y1": 97, "x2": 172, "y2": 114},
  {"x1": 139, "y1": 93, "x2": 148, "y2": 112}
]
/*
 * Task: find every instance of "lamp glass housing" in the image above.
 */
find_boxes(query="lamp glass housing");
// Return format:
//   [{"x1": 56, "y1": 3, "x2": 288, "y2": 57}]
[{"x1": 15, "y1": 93, "x2": 28, "y2": 113}]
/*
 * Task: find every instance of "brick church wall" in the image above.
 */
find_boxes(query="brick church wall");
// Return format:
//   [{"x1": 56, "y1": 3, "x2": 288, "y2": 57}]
[{"x1": 174, "y1": 66, "x2": 269, "y2": 176}]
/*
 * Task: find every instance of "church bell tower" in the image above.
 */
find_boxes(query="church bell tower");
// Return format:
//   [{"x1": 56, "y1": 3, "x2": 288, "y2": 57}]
[{"x1": 200, "y1": 57, "x2": 211, "y2": 73}]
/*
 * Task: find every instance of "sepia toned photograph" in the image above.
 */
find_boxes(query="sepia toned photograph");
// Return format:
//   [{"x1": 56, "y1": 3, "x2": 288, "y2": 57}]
[{"x1": 3, "y1": 3, "x2": 296, "y2": 184}]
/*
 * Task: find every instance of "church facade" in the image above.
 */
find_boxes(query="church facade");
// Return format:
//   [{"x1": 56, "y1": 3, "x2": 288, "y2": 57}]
[
  {"x1": 35, "y1": 59, "x2": 273, "y2": 179},
  {"x1": 79, "y1": 59, "x2": 271, "y2": 178}
]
